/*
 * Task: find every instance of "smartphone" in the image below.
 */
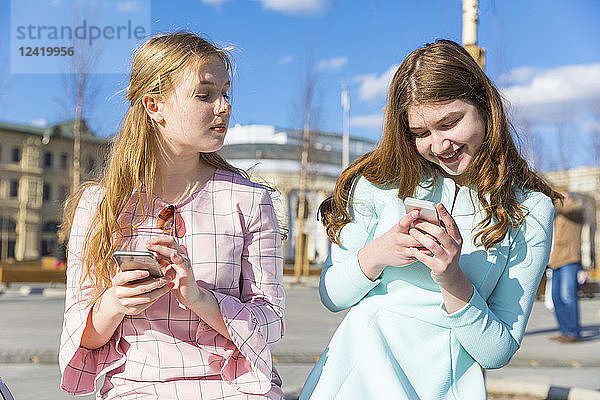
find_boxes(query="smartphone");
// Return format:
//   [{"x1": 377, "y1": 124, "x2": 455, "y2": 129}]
[
  {"x1": 404, "y1": 197, "x2": 441, "y2": 226},
  {"x1": 113, "y1": 250, "x2": 164, "y2": 279}
]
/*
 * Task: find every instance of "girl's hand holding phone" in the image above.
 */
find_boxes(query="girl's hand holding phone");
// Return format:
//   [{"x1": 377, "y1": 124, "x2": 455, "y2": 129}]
[
  {"x1": 408, "y1": 203, "x2": 464, "y2": 286},
  {"x1": 107, "y1": 267, "x2": 174, "y2": 316},
  {"x1": 358, "y1": 209, "x2": 424, "y2": 280},
  {"x1": 146, "y1": 235, "x2": 233, "y2": 340},
  {"x1": 146, "y1": 236, "x2": 207, "y2": 309}
]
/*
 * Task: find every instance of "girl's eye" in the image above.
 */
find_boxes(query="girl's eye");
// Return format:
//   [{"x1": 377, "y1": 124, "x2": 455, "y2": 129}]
[
  {"x1": 222, "y1": 92, "x2": 230, "y2": 100},
  {"x1": 195, "y1": 93, "x2": 209, "y2": 100},
  {"x1": 411, "y1": 131, "x2": 430, "y2": 138},
  {"x1": 441, "y1": 117, "x2": 461, "y2": 129}
]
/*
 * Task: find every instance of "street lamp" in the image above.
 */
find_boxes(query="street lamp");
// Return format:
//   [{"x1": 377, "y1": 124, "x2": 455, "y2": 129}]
[{"x1": 341, "y1": 84, "x2": 350, "y2": 169}]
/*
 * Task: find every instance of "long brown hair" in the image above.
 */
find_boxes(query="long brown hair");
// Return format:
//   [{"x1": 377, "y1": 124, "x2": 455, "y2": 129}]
[
  {"x1": 60, "y1": 31, "x2": 248, "y2": 303},
  {"x1": 320, "y1": 39, "x2": 560, "y2": 249}
]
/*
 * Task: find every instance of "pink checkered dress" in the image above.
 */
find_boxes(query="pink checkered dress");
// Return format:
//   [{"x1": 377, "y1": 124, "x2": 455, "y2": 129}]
[{"x1": 59, "y1": 170, "x2": 285, "y2": 399}]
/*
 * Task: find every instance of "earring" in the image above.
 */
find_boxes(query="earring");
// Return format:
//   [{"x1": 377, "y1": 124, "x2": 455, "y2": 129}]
[{"x1": 155, "y1": 113, "x2": 163, "y2": 122}]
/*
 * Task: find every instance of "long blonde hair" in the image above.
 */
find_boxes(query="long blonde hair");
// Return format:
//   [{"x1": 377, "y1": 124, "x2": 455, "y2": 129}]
[
  {"x1": 320, "y1": 39, "x2": 561, "y2": 249},
  {"x1": 61, "y1": 31, "x2": 248, "y2": 303}
]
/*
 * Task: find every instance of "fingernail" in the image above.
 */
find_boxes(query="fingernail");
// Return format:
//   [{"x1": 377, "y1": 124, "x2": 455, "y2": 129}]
[{"x1": 412, "y1": 210, "x2": 419, "y2": 217}]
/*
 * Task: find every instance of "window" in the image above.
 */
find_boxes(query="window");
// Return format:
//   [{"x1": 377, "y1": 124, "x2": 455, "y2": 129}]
[
  {"x1": 60, "y1": 153, "x2": 68, "y2": 169},
  {"x1": 43, "y1": 183, "x2": 51, "y2": 202},
  {"x1": 0, "y1": 241, "x2": 16, "y2": 259},
  {"x1": 9, "y1": 180, "x2": 18, "y2": 198},
  {"x1": 41, "y1": 221, "x2": 60, "y2": 232},
  {"x1": 40, "y1": 239, "x2": 57, "y2": 257},
  {"x1": 43, "y1": 151, "x2": 53, "y2": 168},
  {"x1": 11, "y1": 147, "x2": 21, "y2": 163},
  {"x1": 0, "y1": 218, "x2": 17, "y2": 231}
]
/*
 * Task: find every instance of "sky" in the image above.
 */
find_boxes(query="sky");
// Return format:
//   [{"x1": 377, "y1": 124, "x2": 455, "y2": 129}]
[{"x1": 1, "y1": 0, "x2": 599, "y2": 172}]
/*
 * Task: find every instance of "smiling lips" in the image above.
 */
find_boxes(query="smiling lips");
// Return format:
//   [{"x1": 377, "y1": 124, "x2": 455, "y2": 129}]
[
  {"x1": 210, "y1": 124, "x2": 227, "y2": 133},
  {"x1": 434, "y1": 145, "x2": 464, "y2": 163}
]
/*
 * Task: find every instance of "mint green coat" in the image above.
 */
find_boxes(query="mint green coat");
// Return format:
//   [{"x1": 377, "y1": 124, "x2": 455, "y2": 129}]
[{"x1": 300, "y1": 175, "x2": 554, "y2": 400}]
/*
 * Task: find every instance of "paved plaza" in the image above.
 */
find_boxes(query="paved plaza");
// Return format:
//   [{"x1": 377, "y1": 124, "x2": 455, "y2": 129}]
[{"x1": 0, "y1": 278, "x2": 599, "y2": 399}]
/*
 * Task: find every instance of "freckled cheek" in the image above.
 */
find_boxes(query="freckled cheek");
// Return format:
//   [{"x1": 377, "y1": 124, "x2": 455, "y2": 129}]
[{"x1": 414, "y1": 139, "x2": 430, "y2": 159}]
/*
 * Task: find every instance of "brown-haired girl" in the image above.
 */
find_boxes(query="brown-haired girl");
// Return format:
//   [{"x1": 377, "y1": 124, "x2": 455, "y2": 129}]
[
  {"x1": 300, "y1": 39, "x2": 560, "y2": 399},
  {"x1": 59, "y1": 31, "x2": 285, "y2": 399}
]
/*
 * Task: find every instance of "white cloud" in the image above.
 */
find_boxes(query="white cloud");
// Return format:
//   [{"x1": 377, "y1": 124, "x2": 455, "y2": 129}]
[
  {"x1": 499, "y1": 67, "x2": 538, "y2": 86},
  {"x1": 256, "y1": 0, "x2": 328, "y2": 15},
  {"x1": 501, "y1": 63, "x2": 600, "y2": 122},
  {"x1": 116, "y1": 1, "x2": 141, "y2": 12},
  {"x1": 277, "y1": 55, "x2": 294, "y2": 65},
  {"x1": 201, "y1": 0, "x2": 230, "y2": 5},
  {"x1": 51, "y1": 0, "x2": 61, "y2": 8},
  {"x1": 350, "y1": 113, "x2": 383, "y2": 131},
  {"x1": 317, "y1": 56, "x2": 348, "y2": 72},
  {"x1": 355, "y1": 64, "x2": 399, "y2": 102},
  {"x1": 30, "y1": 118, "x2": 47, "y2": 128}
]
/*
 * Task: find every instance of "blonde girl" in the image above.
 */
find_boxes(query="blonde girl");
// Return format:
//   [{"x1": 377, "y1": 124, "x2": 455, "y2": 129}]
[{"x1": 59, "y1": 31, "x2": 285, "y2": 399}]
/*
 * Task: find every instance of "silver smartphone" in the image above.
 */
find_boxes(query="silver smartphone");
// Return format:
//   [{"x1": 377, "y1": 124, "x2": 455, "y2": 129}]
[
  {"x1": 404, "y1": 197, "x2": 441, "y2": 226},
  {"x1": 113, "y1": 250, "x2": 164, "y2": 279}
]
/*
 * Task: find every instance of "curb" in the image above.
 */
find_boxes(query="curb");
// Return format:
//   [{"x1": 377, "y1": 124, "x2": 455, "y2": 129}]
[
  {"x1": 0, "y1": 285, "x2": 66, "y2": 297},
  {"x1": 486, "y1": 379, "x2": 600, "y2": 400},
  {"x1": 0, "y1": 349, "x2": 57, "y2": 364},
  {"x1": 272, "y1": 351, "x2": 320, "y2": 364}
]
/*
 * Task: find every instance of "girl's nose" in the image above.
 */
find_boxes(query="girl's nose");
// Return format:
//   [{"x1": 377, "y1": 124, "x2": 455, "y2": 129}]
[
  {"x1": 431, "y1": 131, "x2": 450, "y2": 154},
  {"x1": 215, "y1": 95, "x2": 231, "y2": 115}
]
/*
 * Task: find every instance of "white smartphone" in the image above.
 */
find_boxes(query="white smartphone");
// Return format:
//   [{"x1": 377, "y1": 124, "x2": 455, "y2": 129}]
[
  {"x1": 404, "y1": 197, "x2": 441, "y2": 226},
  {"x1": 113, "y1": 250, "x2": 164, "y2": 279}
]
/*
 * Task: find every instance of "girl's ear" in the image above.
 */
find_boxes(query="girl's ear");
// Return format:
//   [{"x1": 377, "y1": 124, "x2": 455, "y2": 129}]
[{"x1": 142, "y1": 94, "x2": 164, "y2": 123}]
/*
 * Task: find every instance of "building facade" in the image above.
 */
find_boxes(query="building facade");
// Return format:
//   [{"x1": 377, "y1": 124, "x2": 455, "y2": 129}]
[
  {"x1": 220, "y1": 124, "x2": 376, "y2": 266},
  {"x1": 0, "y1": 120, "x2": 110, "y2": 261}
]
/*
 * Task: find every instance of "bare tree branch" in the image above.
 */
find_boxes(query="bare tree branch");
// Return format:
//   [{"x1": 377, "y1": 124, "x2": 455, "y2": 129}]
[
  {"x1": 58, "y1": 2, "x2": 105, "y2": 192},
  {"x1": 293, "y1": 52, "x2": 321, "y2": 282}
]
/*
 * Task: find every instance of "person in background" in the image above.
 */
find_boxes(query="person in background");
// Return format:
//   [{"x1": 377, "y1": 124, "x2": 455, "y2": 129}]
[
  {"x1": 548, "y1": 189, "x2": 584, "y2": 343},
  {"x1": 300, "y1": 39, "x2": 561, "y2": 399},
  {"x1": 59, "y1": 31, "x2": 285, "y2": 399}
]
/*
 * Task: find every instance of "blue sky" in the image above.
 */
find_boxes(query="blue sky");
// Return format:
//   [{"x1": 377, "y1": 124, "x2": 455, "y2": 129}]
[{"x1": 2, "y1": 0, "x2": 599, "y2": 171}]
